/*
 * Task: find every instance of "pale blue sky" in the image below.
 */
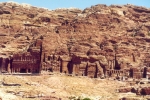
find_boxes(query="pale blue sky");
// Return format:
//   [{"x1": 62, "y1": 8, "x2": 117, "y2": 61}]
[{"x1": 0, "y1": 0, "x2": 150, "y2": 10}]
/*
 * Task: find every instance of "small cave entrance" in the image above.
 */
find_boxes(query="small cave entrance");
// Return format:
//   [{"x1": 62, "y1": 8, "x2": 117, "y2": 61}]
[
  {"x1": 28, "y1": 69, "x2": 31, "y2": 73},
  {"x1": 64, "y1": 71, "x2": 67, "y2": 74},
  {"x1": 48, "y1": 68, "x2": 53, "y2": 72},
  {"x1": 68, "y1": 62, "x2": 73, "y2": 74},
  {"x1": 20, "y1": 68, "x2": 26, "y2": 73},
  {"x1": 48, "y1": 56, "x2": 51, "y2": 61},
  {"x1": 114, "y1": 54, "x2": 121, "y2": 70},
  {"x1": 35, "y1": 70, "x2": 38, "y2": 73},
  {"x1": 114, "y1": 60, "x2": 121, "y2": 70}
]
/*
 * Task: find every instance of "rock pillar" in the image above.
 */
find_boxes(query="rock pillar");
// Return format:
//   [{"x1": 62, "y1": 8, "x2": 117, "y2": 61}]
[
  {"x1": 7, "y1": 63, "x2": 11, "y2": 73},
  {"x1": 61, "y1": 60, "x2": 69, "y2": 73},
  {"x1": 73, "y1": 64, "x2": 79, "y2": 75}
]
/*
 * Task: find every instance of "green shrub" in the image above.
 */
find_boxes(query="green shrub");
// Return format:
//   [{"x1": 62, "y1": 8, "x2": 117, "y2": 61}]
[
  {"x1": 69, "y1": 96, "x2": 91, "y2": 100},
  {"x1": 83, "y1": 98, "x2": 91, "y2": 100}
]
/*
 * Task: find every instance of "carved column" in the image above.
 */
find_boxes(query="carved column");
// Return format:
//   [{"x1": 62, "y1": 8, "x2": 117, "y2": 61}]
[
  {"x1": 26, "y1": 69, "x2": 28, "y2": 73},
  {"x1": 113, "y1": 60, "x2": 116, "y2": 69},
  {"x1": 111, "y1": 60, "x2": 113, "y2": 69},
  {"x1": 72, "y1": 64, "x2": 76, "y2": 75},
  {"x1": 108, "y1": 60, "x2": 110, "y2": 69},
  {"x1": 12, "y1": 67, "x2": 14, "y2": 73},
  {"x1": 75, "y1": 64, "x2": 79, "y2": 75},
  {"x1": 61, "y1": 60, "x2": 69, "y2": 73},
  {"x1": 7, "y1": 63, "x2": 11, "y2": 73},
  {"x1": 16, "y1": 68, "x2": 18, "y2": 73},
  {"x1": 0, "y1": 57, "x2": 3, "y2": 73},
  {"x1": 77, "y1": 64, "x2": 80, "y2": 75}
]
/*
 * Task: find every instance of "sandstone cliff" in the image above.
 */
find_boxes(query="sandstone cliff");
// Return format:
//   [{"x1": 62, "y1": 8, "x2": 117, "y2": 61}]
[{"x1": 0, "y1": 2, "x2": 150, "y2": 69}]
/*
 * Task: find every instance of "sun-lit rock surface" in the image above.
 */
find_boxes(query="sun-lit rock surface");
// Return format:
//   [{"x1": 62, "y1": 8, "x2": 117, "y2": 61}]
[{"x1": 0, "y1": 1, "x2": 150, "y2": 99}]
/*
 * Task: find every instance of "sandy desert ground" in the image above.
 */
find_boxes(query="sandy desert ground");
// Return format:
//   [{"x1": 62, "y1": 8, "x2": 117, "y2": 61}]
[{"x1": 0, "y1": 72, "x2": 149, "y2": 100}]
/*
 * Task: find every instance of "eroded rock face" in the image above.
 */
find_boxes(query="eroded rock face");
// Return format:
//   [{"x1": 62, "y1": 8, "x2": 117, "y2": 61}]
[
  {"x1": 140, "y1": 87, "x2": 150, "y2": 95},
  {"x1": 0, "y1": 2, "x2": 150, "y2": 78},
  {"x1": 118, "y1": 87, "x2": 132, "y2": 93}
]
